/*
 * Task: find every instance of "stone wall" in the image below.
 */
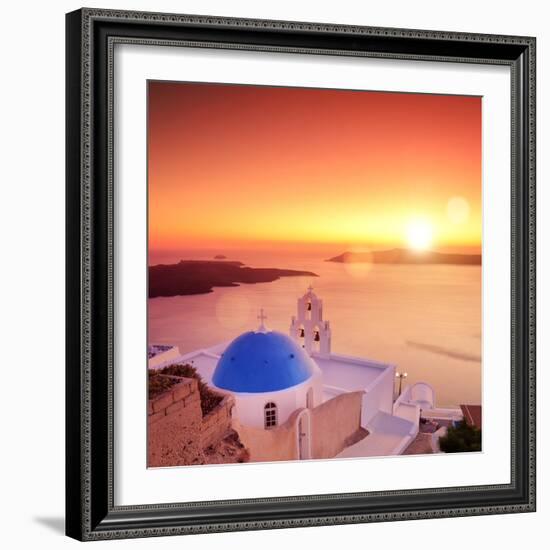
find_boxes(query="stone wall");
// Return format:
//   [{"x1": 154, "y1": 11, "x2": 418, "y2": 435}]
[
  {"x1": 201, "y1": 395, "x2": 235, "y2": 449},
  {"x1": 148, "y1": 376, "x2": 236, "y2": 467},
  {"x1": 148, "y1": 376, "x2": 202, "y2": 467}
]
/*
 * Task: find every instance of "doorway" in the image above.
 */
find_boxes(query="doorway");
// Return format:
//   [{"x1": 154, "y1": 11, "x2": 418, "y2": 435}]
[
  {"x1": 306, "y1": 387, "x2": 314, "y2": 409},
  {"x1": 297, "y1": 409, "x2": 311, "y2": 460}
]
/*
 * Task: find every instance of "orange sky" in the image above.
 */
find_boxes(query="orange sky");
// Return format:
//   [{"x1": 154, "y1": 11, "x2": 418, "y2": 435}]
[{"x1": 148, "y1": 81, "x2": 481, "y2": 253}]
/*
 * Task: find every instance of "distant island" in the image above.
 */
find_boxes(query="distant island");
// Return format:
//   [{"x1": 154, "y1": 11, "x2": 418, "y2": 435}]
[
  {"x1": 327, "y1": 248, "x2": 481, "y2": 265},
  {"x1": 214, "y1": 254, "x2": 227, "y2": 259},
  {"x1": 149, "y1": 260, "x2": 318, "y2": 298}
]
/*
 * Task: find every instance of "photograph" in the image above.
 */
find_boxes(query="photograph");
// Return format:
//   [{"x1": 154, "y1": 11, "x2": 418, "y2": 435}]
[{"x1": 146, "y1": 81, "x2": 483, "y2": 467}]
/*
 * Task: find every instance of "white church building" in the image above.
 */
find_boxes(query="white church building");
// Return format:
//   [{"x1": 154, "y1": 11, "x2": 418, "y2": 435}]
[{"x1": 151, "y1": 287, "x2": 461, "y2": 459}]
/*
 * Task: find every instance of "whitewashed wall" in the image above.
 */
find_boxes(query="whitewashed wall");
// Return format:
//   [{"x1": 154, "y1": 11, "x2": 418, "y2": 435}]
[{"x1": 227, "y1": 372, "x2": 323, "y2": 428}]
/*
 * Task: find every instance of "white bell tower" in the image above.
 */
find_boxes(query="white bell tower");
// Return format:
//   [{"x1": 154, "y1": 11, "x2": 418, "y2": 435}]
[{"x1": 290, "y1": 286, "x2": 331, "y2": 358}]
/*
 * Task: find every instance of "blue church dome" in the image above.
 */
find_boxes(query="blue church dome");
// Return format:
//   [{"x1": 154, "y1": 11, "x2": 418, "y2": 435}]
[{"x1": 213, "y1": 330, "x2": 318, "y2": 393}]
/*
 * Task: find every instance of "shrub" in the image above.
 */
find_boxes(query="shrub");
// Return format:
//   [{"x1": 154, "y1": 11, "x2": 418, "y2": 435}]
[
  {"x1": 148, "y1": 363, "x2": 222, "y2": 416},
  {"x1": 148, "y1": 371, "x2": 176, "y2": 399},
  {"x1": 439, "y1": 420, "x2": 481, "y2": 453}
]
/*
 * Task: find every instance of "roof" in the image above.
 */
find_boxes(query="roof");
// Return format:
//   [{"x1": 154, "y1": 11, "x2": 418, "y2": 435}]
[
  {"x1": 147, "y1": 344, "x2": 181, "y2": 369},
  {"x1": 460, "y1": 404, "x2": 482, "y2": 429},
  {"x1": 212, "y1": 330, "x2": 319, "y2": 393},
  {"x1": 313, "y1": 353, "x2": 391, "y2": 392}
]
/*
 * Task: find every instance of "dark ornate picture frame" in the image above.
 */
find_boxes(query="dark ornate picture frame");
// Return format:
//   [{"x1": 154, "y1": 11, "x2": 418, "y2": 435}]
[{"x1": 66, "y1": 8, "x2": 536, "y2": 541}]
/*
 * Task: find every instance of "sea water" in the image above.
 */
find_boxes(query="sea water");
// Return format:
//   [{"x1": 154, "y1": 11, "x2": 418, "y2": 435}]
[{"x1": 148, "y1": 250, "x2": 481, "y2": 408}]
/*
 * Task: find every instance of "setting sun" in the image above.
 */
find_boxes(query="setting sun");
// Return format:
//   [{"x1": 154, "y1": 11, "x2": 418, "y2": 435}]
[
  {"x1": 148, "y1": 83, "x2": 481, "y2": 253},
  {"x1": 405, "y1": 219, "x2": 434, "y2": 251}
]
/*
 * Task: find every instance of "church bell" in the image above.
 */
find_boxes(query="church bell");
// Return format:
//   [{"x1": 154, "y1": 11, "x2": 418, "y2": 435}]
[{"x1": 314, "y1": 330, "x2": 320, "y2": 342}]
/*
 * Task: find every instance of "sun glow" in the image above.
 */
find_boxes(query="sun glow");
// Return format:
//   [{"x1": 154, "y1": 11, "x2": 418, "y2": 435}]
[
  {"x1": 405, "y1": 219, "x2": 434, "y2": 251},
  {"x1": 149, "y1": 83, "x2": 482, "y2": 252}
]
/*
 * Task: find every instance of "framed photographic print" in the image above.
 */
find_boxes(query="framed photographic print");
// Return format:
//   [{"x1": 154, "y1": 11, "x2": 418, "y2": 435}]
[{"x1": 65, "y1": 8, "x2": 536, "y2": 541}]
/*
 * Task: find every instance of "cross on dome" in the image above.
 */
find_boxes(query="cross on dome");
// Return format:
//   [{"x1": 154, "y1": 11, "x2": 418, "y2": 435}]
[
  {"x1": 307, "y1": 284, "x2": 314, "y2": 293},
  {"x1": 257, "y1": 308, "x2": 268, "y2": 332}
]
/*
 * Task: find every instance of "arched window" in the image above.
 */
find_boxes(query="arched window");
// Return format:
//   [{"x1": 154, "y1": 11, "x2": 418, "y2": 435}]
[
  {"x1": 311, "y1": 326, "x2": 321, "y2": 352},
  {"x1": 264, "y1": 402, "x2": 278, "y2": 429},
  {"x1": 305, "y1": 300, "x2": 312, "y2": 320}
]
